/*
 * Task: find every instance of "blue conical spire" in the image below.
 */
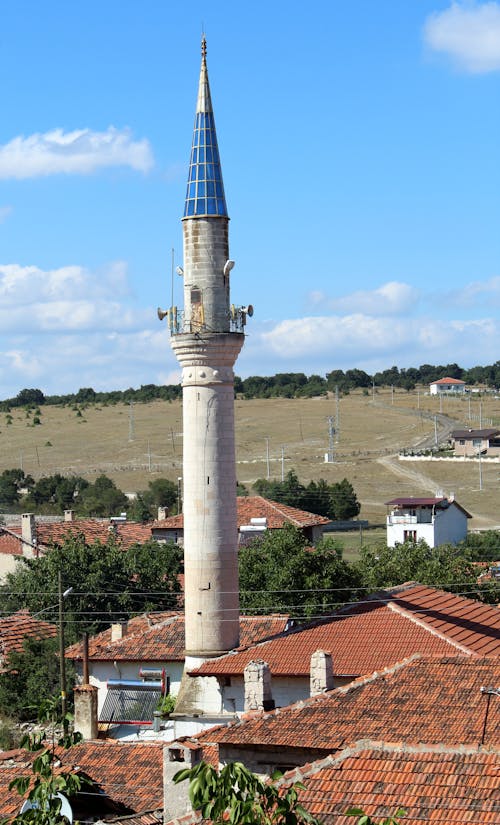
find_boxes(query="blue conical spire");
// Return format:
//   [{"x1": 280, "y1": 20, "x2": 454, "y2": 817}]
[{"x1": 183, "y1": 37, "x2": 228, "y2": 219}]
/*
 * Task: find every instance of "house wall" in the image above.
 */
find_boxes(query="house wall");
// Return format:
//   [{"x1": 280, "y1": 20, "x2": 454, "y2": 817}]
[
  {"x1": 433, "y1": 505, "x2": 468, "y2": 546},
  {"x1": 222, "y1": 675, "x2": 316, "y2": 715},
  {"x1": 453, "y1": 438, "x2": 500, "y2": 457},
  {"x1": 74, "y1": 660, "x2": 184, "y2": 715},
  {"x1": 0, "y1": 554, "x2": 22, "y2": 581},
  {"x1": 217, "y1": 743, "x2": 329, "y2": 775},
  {"x1": 430, "y1": 383, "x2": 465, "y2": 395}
]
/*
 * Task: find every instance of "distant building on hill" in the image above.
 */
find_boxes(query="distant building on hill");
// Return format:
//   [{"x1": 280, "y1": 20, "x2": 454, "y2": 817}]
[
  {"x1": 451, "y1": 427, "x2": 500, "y2": 457},
  {"x1": 429, "y1": 377, "x2": 466, "y2": 394}
]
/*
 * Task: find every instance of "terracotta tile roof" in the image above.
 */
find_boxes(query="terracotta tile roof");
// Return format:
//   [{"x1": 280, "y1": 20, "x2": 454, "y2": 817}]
[
  {"x1": 452, "y1": 428, "x2": 500, "y2": 440},
  {"x1": 192, "y1": 584, "x2": 499, "y2": 678},
  {"x1": 0, "y1": 609, "x2": 57, "y2": 669},
  {"x1": 195, "y1": 656, "x2": 500, "y2": 752},
  {"x1": 152, "y1": 496, "x2": 331, "y2": 530},
  {"x1": 164, "y1": 742, "x2": 500, "y2": 825},
  {"x1": 430, "y1": 377, "x2": 466, "y2": 385},
  {"x1": 290, "y1": 744, "x2": 500, "y2": 825},
  {"x1": 385, "y1": 498, "x2": 472, "y2": 517},
  {"x1": 66, "y1": 613, "x2": 291, "y2": 662},
  {"x1": 0, "y1": 740, "x2": 164, "y2": 817},
  {"x1": 0, "y1": 528, "x2": 23, "y2": 556},
  {"x1": 37, "y1": 520, "x2": 153, "y2": 549}
]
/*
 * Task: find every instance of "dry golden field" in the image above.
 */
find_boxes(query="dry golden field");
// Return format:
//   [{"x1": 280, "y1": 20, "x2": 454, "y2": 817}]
[{"x1": 1, "y1": 388, "x2": 498, "y2": 529}]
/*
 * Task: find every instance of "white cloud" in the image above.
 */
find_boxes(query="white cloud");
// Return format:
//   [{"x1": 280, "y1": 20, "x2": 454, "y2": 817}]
[
  {"x1": 452, "y1": 275, "x2": 500, "y2": 305},
  {"x1": 0, "y1": 206, "x2": 12, "y2": 223},
  {"x1": 0, "y1": 262, "x2": 149, "y2": 333},
  {"x1": 424, "y1": 2, "x2": 500, "y2": 73},
  {"x1": 255, "y1": 313, "x2": 499, "y2": 372},
  {"x1": 0, "y1": 127, "x2": 154, "y2": 179},
  {"x1": 309, "y1": 281, "x2": 420, "y2": 316}
]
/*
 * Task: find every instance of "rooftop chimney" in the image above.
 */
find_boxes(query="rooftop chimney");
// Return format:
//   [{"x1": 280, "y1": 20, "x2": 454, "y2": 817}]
[
  {"x1": 310, "y1": 649, "x2": 334, "y2": 696},
  {"x1": 64, "y1": 509, "x2": 74, "y2": 522},
  {"x1": 111, "y1": 621, "x2": 128, "y2": 642},
  {"x1": 244, "y1": 659, "x2": 274, "y2": 712},
  {"x1": 21, "y1": 513, "x2": 36, "y2": 558},
  {"x1": 74, "y1": 684, "x2": 98, "y2": 740},
  {"x1": 157, "y1": 506, "x2": 168, "y2": 521}
]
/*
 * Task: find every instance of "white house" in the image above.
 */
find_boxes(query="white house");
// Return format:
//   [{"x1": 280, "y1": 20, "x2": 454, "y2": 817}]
[
  {"x1": 385, "y1": 496, "x2": 471, "y2": 547},
  {"x1": 429, "y1": 377, "x2": 466, "y2": 395}
]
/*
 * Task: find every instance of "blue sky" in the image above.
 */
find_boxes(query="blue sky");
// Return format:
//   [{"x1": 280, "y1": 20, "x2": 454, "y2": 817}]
[{"x1": 1, "y1": 0, "x2": 499, "y2": 396}]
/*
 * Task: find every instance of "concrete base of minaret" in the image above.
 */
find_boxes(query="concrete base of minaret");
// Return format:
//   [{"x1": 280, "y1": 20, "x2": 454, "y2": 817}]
[{"x1": 170, "y1": 654, "x2": 237, "y2": 738}]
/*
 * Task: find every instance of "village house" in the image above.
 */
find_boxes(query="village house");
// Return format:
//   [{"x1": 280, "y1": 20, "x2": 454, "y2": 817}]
[
  {"x1": 451, "y1": 427, "x2": 500, "y2": 457},
  {"x1": 429, "y1": 377, "x2": 466, "y2": 394},
  {"x1": 174, "y1": 656, "x2": 499, "y2": 773},
  {"x1": 151, "y1": 496, "x2": 332, "y2": 546},
  {"x1": 172, "y1": 584, "x2": 499, "y2": 719},
  {"x1": 385, "y1": 496, "x2": 471, "y2": 547},
  {"x1": 66, "y1": 613, "x2": 292, "y2": 734}
]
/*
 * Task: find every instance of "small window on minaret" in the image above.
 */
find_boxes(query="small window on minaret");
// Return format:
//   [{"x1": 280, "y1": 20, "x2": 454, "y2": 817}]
[{"x1": 191, "y1": 288, "x2": 201, "y2": 304}]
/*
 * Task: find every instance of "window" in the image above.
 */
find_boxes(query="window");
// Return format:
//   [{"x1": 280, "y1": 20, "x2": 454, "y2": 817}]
[{"x1": 403, "y1": 530, "x2": 417, "y2": 542}]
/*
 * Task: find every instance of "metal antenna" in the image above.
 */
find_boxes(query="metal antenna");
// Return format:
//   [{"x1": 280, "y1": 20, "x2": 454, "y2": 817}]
[
  {"x1": 326, "y1": 416, "x2": 335, "y2": 463},
  {"x1": 335, "y1": 386, "x2": 340, "y2": 443},
  {"x1": 171, "y1": 247, "x2": 175, "y2": 308}
]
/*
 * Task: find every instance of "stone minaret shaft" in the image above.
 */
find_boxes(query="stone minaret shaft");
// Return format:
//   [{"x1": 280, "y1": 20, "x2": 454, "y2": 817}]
[{"x1": 170, "y1": 38, "x2": 244, "y2": 660}]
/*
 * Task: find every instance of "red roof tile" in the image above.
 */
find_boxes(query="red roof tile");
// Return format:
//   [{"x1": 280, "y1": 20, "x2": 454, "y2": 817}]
[
  {"x1": 37, "y1": 520, "x2": 153, "y2": 549},
  {"x1": 291, "y1": 744, "x2": 500, "y2": 825},
  {"x1": 0, "y1": 740, "x2": 164, "y2": 817},
  {"x1": 0, "y1": 609, "x2": 57, "y2": 669},
  {"x1": 0, "y1": 529, "x2": 23, "y2": 556},
  {"x1": 192, "y1": 585, "x2": 499, "y2": 678},
  {"x1": 152, "y1": 496, "x2": 330, "y2": 530},
  {"x1": 430, "y1": 377, "x2": 466, "y2": 385},
  {"x1": 195, "y1": 656, "x2": 500, "y2": 752},
  {"x1": 66, "y1": 613, "x2": 291, "y2": 662}
]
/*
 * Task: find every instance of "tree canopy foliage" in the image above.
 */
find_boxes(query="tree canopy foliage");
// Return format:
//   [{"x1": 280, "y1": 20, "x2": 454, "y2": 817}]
[
  {"x1": 0, "y1": 637, "x2": 71, "y2": 722},
  {"x1": 254, "y1": 471, "x2": 360, "y2": 521},
  {"x1": 1, "y1": 360, "x2": 498, "y2": 411},
  {"x1": 239, "y1": 524, "x2": 363, "y2": 617},
  {"x1": 174, "y1": 760, "x2": 320, "y2": 825},
  {"x1": 0, "y1": 534, "x2": 183, "y2": 644}
]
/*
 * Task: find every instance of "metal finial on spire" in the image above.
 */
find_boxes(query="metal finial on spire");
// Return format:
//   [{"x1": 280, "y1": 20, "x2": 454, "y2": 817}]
[{"x1": 201, "y1": 34, "x2": 207, "y2": 60}]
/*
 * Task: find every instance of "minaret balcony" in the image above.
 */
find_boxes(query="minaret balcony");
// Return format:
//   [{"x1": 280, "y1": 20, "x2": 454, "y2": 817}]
[{"x1": 168, "y1": 309, "x2": 248, "y2": 336}]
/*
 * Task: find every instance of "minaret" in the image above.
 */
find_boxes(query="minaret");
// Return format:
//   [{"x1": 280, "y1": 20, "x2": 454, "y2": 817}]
[{"x1": 161, "y1": 38, "x2": 251, "y2": 688}]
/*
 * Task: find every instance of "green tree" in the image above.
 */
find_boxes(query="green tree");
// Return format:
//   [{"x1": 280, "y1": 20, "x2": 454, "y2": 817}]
[
  {"x1": 357, "y1": 539, "x2": 480, "y2": 593},
  {"x1": 0, "y1": 637, "x2": 73, "y2": 722},
  {"x1": 79, "y1": 474, "x2": 128, "y2": 517},
  {"x1": 239, "y1": 524, "x2": 363, "y2": 617},
  {"x1": 0, "y1": 469, "x2": 34, "y2": 505},
  {"x1": 6, "y1": 699, "x2": 83, "y2": 825},
  {"x1": 173, "y1": 761, "x2": 320, "y2": 825},
  {"x1": 0, "y1": 534, "x2": 182, "y2": 643}
]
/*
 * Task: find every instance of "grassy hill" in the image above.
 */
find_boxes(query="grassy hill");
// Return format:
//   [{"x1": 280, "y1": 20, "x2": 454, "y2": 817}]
[{"x1": 0, "y1": 388, "x2": 498, "y2": 529}]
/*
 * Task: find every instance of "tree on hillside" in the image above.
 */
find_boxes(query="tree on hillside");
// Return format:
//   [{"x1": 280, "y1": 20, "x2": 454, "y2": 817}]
[
  {"x1": 253, "y1": 471, "x2": 360, "y2": 521},
  {"x1": 0, "y1": 534, "x2": 182, "y2": 643},
  {"x1": 15, "y1": 388, "x2": 45, "y2": 406},
  {"x1": 0, "y1": 469, "x2": 34, "y2": 505},
  {"x1": 78, "y1": 474, "x2": 128, "y2": 517},
  {"x1": 239, "y1": 524, "x2": 363, "y2": 618},
  {"x1": 357, "y1": 539, "x2": 483, "y2": 595}
]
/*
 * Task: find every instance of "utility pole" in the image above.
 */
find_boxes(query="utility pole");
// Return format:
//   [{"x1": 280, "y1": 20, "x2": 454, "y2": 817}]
[
  {"x1": 417, "y1": 389, "x2": 420, "y2": 410},
  {"x1": 391, "y1": 384, "x2": 394, "y2": 405},
  {"x1": 281, "y1": 445, "x2": 285, "y2": 481},
  {"x1": 439, "y1": 393, "x2": 443, "y2": 414},
  {"x1": 58, "y1": 573, "x2": 73, "y2": 721},
  {"x1": 434, "y1": 415, "x2": 438, "y2": 448},
  {"x1": 478, "y1": 448, "x2": 483, "y2": 491},
  {"x1": 335, "y1": 386, "x2": 340, "y2": 442},
  {"x1": 128, "y1": 401, "x2": 135, "y2": 442},
  {"x1": 265, "y1": 437, "x2": 270, "y2": 479},
  {"x1": 147, "y1": 440, "x2": 152, "y2": 472},
  {"x1": 372, "y1": 380, "x2": 375, "y2": 401},
  {"x1": 327, "y1": 416, "x2": 335, "y2": 463},
  {"x1": 479, "y1": 400, "x2": 483, "y2": 428}
]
